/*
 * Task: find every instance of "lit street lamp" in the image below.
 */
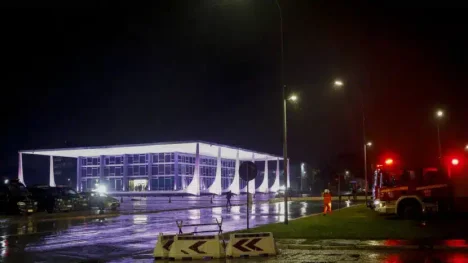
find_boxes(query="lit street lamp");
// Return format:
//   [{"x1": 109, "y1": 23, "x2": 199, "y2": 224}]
[
  {"x1": 364, "y1": 141, "x2": 372, "y2": 202},
  {"x1": 333, "y1": 79, "x2": 369, "y2": 202},
  {"x1": 465, "y1": 144, "x2": 468, "y2": 151},
  {"x1": 435, "y1": 109, "x2": 444, "y2": 163}
]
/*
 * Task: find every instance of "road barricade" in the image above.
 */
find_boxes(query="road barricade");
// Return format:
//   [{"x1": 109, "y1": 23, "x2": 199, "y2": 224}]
[
  {"x1": 168, "y1": 235, "x2": 225, "y2": 260},
  {"x1": 226, "y1": 232, "x2": 277, "y2": 258},
  {"x1": 154, "y1": 233, "x2": 193, "y2": 260}
]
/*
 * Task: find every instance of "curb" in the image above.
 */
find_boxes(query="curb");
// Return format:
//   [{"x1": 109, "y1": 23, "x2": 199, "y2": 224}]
[{"x1": 278, "y1": 243, "x2": 468, "y2": 251}]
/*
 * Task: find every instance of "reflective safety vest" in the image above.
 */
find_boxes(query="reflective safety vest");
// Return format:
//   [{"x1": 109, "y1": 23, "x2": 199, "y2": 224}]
[{"x1": 323, "y1": 193, "x2": 332, "y2": 204}]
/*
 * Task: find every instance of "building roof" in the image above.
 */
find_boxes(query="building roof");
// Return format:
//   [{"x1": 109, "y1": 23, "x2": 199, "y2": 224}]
[{"x1": 20, "y1": 141, "x2": 282, "y2": 161}]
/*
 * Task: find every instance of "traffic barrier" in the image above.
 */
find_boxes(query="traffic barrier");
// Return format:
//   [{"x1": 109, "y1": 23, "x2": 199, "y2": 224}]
[
  {"x1": 168, "y1": 235, "x2": 225, "y2": 260},
  {"x1": 226, "y1": 232, "x2": 277, "y2": 258},
  {"x1": 154, "y1": 233, "x2": 194, "y2": 260}
]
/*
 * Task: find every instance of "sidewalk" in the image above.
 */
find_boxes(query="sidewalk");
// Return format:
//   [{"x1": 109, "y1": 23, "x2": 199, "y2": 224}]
[{"x1": 277, "y1": 239, "x2": 468, "y2": 251}]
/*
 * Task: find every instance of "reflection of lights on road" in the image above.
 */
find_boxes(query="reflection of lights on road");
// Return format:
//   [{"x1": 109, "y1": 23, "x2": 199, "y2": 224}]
[
  {"x1": 212, "y1": 207, "x2": 222, "y2": 214},
  {"x1": 1, "y1": 238, "x2": 7, "y2": 257},
  {"x1": 133, "y1": 215, "x2": 148, "y2": 225},
  {"x1": 300, "y1": 202, "x2": 308, "y2": 216},
  {"x1": 188, "y1": 209, "x2": 200, "y2": 220}
]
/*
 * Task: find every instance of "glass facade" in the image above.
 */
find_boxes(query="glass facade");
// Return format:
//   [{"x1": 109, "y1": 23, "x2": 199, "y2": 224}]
[{"x1": 78, "y1": 152, "x2": 280, "y2": 193}]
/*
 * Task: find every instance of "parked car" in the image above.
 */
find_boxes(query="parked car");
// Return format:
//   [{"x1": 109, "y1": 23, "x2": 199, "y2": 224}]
[
  {"x1": 28, "y1": 186, "x2": 76, "y2": 213},
  {"x1": 56, "y1": 186, "x2": 88, "y2": 210},
  {"x1": 80, "y1": 192, "x2": 120, "y2": 211},
  {"x1": 0, "y1": 179, "x2": 37, "y2": 215}
]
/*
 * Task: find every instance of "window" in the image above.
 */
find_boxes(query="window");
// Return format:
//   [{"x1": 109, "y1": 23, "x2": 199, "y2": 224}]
[
  {"x1": 153, "y1": 154, "x2": 158, "y2": 163},
  {"x1": 116, "y1": 156, "x2": 122, "y2": 164},
  {"x1": 139, "y1": 154, "x2": 146, "y2": 164},
  {"x1": 104, "y1": 167, "x2": 109, "y2": 176},
  {"x1": 165, "y1": 164, "x2": 171, "y2": 175},
  {"x1": 139, "y1": 166, "x2": 146, "y2": 175},
  {"x1": 86, "y1": 158, "x2": 92, "y2": 165},
  {"x1": 110, "y1": 156, "x2": 115, "y2": 164},
  {"x1": 81, "y1": 158, "x2": 86, "y2": 166},
  {"x1": 165, "y1": 154, "x2": 170, "y2": 163},
  {"x1": 178, "y1": 155, "x2": 181, "y2": 162},
  {"x1": 87, "y1": 167, "x2": 92, "y2": 176},
  {"x1": 152, "y1": 165, "x2": 158, "y2": 175},
  {"x1": 158, "y1": 164, "x2": 164, "y2": 175},
  {"x1": 128, "y1": 155, "x2": 133, "y2": 164},
  {"x1": 92, "y1": 168, "x2": 99, "y2": 177},
  {"x1": 115, "y1": 167, "x2": 122, "y2": 176},
  {"x1": 159, "y1": 153, "x2": 164, "y2": 162},
  {"x1": 110, "y1": 166, "x2": 115, "y2": 175},
  {"x1": 171, "y1": 153, "x2": 174, "y2": 162}
]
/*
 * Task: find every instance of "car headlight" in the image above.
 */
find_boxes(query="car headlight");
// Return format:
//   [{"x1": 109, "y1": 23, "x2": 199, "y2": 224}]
[
  {"x1": 374, "y1": 200, "x2": 380, "y2": 205},
  {"x1": 17, "y1": 202, "x2": 26, "y2": 206}
]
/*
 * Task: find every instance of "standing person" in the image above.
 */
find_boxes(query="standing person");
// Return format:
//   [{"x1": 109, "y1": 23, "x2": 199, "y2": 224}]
[
  {"x1": 323, "y1": 189, "x2": 332, "y2": 215},
  {"x1": 226, "y1": 191, "x2": 233, "y2": 207}
]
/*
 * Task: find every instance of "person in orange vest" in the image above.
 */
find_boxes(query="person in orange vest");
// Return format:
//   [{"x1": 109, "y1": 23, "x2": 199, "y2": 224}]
[{"x1": 323, "y1": 189, "x2": 332, "y2": 215}]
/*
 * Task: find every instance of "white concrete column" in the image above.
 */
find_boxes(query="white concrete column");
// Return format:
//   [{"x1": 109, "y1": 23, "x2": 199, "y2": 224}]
[
  {"x1": 18, "y1": 152, "x2": 25, "y2": 185},
  {"x1": 49, "y1": 155, "x2": 56, "y2": 187},
  {"x1": 249, "y1": 153, "x2": 256, "y2": 194},
  {"x1": 76, "y1": 157, "x2": 82, "y2": 191},
  {"x1": 228, "y1": 149, "x2": 240, "y2": 194},
  {"x1": 148, "y1": 153, "x2": 153, "y2": 191},
  {"x1": 257, "y1": 157, "x2": 269, "y2": 193},
  {"x1": 270, "y1": 158, "x2": 280, "y2": 192},
  {"x1": 208, "y1": 147, "x2": 222, "y2": 195},
  {"x1": 185, "y1": 143, "x2": 200, "y2": 196}
]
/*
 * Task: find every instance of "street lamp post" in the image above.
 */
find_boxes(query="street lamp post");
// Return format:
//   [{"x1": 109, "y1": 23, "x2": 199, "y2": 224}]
[
  {"x1": 435, "y1": 110, "x2": 444, "y2": 163},
  {"x1": 274, "y1": 0, "x2": 290, "y2": 225},
  {"x1": 333, "y1": 80, "x2": 369, "y2": 202},
  {"x1": 364, "y1": 141, "x2": 372, "y2": 202}
]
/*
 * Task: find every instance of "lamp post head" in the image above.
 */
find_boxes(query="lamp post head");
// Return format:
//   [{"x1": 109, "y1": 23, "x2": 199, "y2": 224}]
[
  {"x1": 333, "y1": 80, "x2": 344, "y2": 87},
  {"x1": 366, "y1": 142, "x2": 373, "y2": 147},
  {"x1": 436, "y1": 110, "x2": 444, "y2": 119},
  {"x1": 288, "y1": 94, "x2": 298, "y2": 102},
  {"x1": 345, "y1": 170, "x2": 350, "y2": 175}
]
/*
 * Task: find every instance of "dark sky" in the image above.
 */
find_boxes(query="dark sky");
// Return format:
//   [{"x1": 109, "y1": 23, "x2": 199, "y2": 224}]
[{"x1": 2, "y1": 2, "x2": 467, "y2": 182}]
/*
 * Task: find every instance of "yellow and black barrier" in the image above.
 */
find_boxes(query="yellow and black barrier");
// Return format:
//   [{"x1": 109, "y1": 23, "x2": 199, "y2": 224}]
[
  {"x1": 168, "y1": 235, "x2": 225, "y2": 260},
  {"x1": 154, "y1": 233, "x2": 193, "y2": 260},
  {"x1": 226, "y1": 232, "x2": 277, "y2": 258}
]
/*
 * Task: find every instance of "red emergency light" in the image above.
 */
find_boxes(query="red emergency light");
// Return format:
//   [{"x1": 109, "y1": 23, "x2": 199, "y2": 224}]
[
  {"x1": 452, "y1": 158, "x2": 459, "y2": 166},
  {"x1": 385, "y1": 158, "x2": 394, "y2": 165}
]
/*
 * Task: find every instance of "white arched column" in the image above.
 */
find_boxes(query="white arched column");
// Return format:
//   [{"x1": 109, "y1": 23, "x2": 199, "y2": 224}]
[
  {"x1": 270, "y1": 158, "x2": 280, "y2": 192},
  {"x1": 18, "y1": 152, "x2": 25, "y2": 185},
  {"x1": 208, "y1": 147, "x2": 222, "y2": 195},
  {"x1": 228, "y1": 149, "x2": 240, "y2": 194},
  {"x1": 256, "y1": 157, "x2": 269, "y2": 193},
  {"x1": 49, "y1": 155, "x2": 56, "y2": 187},
  {"x1": 185, "y1": 143, "x2": 200, "y2": 196}
]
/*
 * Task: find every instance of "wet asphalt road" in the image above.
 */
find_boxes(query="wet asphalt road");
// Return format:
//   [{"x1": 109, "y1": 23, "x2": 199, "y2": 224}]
[{"x1": 1, "y1": 199, "x2": 341, "y2": 262}]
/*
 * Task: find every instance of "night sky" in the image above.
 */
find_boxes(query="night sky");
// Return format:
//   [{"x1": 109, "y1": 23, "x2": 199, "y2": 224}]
[{"x1": 2, "y1": 2, "x2": 467, "y2": 184}]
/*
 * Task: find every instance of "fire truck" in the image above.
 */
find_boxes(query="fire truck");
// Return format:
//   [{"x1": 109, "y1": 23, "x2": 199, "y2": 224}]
[{"x1": 369, "y1": 156, "x2": 468, "y2": 218}]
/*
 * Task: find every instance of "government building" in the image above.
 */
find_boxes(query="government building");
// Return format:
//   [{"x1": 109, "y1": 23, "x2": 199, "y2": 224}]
[{"x1": 19, "y1": 141, "x2": 290, "y2": 195}]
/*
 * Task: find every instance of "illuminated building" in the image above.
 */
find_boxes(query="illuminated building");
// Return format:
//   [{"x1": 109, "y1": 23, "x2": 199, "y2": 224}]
[{"x1": 19, "y1": 141, "x2": 287, "y2": 195}]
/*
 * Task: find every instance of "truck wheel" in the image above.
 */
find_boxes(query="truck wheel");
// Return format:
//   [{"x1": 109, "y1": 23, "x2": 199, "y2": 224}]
[{"x1": 398, "y1": 200, "x2": 422, "y2": 220}]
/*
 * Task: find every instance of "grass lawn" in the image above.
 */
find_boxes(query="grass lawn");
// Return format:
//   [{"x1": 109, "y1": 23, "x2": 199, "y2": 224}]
[{"x1": 235, "y1": 205, "x2": 468, "y2": 240}]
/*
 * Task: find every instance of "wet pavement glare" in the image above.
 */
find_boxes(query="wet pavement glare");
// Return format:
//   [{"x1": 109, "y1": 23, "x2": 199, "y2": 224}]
[{"x1": 1, "y1": 198, "x2": 466, "y2": 262}]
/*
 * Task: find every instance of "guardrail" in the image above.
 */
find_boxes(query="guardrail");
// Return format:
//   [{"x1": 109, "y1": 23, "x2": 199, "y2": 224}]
[{"x1": 176, "y1": 217, "x2": 223, "y2": 235}]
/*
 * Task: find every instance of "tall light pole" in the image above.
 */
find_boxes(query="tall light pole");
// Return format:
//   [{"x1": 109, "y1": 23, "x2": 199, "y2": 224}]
[
  {"x1": 274, "y1": 0, "x2": 290, "y2": 225},
  {"x1": 364, "y1": 141, "x2": 372, "y2": 202},
  {"x1": 435, "y1": 109, "x2": 444, "y2": 163},
  {"x1": 333, "y1": 79, "x2": 369, "y2": 202}
]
